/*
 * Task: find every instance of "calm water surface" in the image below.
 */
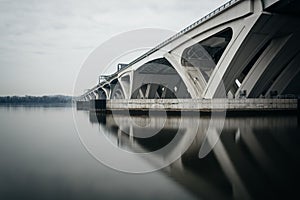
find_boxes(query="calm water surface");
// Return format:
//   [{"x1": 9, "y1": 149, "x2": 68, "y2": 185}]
[{"x1": 0, "y1": 106, "x2": 299, "y2": 200}]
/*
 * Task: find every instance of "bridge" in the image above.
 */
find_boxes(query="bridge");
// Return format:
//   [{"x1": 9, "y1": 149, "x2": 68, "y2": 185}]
[{"x1": 76, "y1": 0, "x2": 300, "y2": 112}]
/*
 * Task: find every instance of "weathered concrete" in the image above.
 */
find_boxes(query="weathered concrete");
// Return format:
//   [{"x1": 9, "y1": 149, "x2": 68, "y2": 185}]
[
  {"x1": 106, "y1": 98, "x2": 297, "y2": 112},
  {"x1": 76, "y1": 101, "x2": 90, "y2": 110}
]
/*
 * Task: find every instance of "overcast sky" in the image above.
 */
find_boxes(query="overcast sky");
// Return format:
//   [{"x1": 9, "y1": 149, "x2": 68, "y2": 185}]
[{"x1": 0, "y1": 0, "x2": 228, "y2": 96}]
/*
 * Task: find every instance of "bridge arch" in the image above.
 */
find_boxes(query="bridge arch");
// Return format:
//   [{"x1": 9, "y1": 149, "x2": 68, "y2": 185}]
[
  {"x1": 130, "y1": 58, "x2": 191, "y2": 99},
  {"x1": 97, "y1": 88, "x2": 107, "y2": 99},
  {"x1": 166, "y1": 25, "x2": 236, "y2": 98},
  {"x1": 110, "y1": 79, "x2": 126, "y2": 99},
  {"x1": 101, "y1": 84, "x2": 111, "y2": 99},
  {"x1": 84, "y1": 0, "x2": 300, "y2": 100}
]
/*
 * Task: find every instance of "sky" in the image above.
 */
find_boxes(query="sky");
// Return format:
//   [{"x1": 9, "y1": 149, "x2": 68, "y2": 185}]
[{"x1": 0, "y1": 0, "x2": 228, "y2": 96}]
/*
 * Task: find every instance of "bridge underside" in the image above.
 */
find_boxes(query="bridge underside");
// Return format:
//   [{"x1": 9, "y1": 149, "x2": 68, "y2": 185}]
[{"x1": 80, "y1": 0, "x2": 300, "y2": 101}]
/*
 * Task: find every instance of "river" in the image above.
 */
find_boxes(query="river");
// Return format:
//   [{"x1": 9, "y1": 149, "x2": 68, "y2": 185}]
[{"x1": 0, "y1": 106, "x2": 299, "y2": 200}]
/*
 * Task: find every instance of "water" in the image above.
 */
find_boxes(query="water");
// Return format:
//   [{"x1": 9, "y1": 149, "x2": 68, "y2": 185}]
[{"x1": 0, "y1": 106, "x2": 299, "y2": 200}]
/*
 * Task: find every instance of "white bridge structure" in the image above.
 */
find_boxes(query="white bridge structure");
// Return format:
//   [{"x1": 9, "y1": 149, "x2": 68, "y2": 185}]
[{"x1": 79, "y1": 0, "x2": 300, "y2": 102}]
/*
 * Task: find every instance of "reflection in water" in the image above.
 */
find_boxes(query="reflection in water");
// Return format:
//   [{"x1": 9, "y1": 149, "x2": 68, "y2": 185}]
[
  {"x1": 0, "y1": 107, "x2": 198, "y2": 200},
  {"x1": 89, "y1": 111, "x2": 300, "y2": 200}
]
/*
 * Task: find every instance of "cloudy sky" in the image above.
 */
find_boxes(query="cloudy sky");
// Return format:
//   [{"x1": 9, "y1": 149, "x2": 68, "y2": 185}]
[{"x1": 0, "y1": 0, "x2": 228, "y2": 96}]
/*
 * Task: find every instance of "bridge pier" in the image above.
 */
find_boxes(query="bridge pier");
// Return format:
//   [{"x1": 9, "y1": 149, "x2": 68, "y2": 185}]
[
  {"x1": 76, "y1": 99, "x2": 106, "y2": 111},
  {"x1": 74, "y1": 98, "x2": 298, "y2": 115},
  {"x1": 76, "y1": 101, "x2": 90, "y2": 110},
  {"x1": 89, "y1": 99, "x2": 106, "y2": 112}
]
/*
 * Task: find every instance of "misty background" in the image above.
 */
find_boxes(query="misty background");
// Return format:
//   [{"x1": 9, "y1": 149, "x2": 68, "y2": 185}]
[{"x1": 0, "y1": 0, "x2": 228, "y2": 96}]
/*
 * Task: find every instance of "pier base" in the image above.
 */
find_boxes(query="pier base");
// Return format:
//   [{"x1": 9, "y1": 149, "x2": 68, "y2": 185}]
[
  {"x1": 89, "y1": 99, "x2": 106, "y2": 112},
  {"x1": 107, "y1": 98, "x2": 298, "y2": 113},
  {"x1": 77, "y1": 98, "x2": 298, "y2": 115},
  {"x1": 76, "y1": 101, "x2": 90, "y2": 110}
]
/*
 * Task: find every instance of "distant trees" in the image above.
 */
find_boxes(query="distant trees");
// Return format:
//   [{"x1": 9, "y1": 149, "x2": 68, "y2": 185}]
[{"x1": 0, "y1": 95, "x2": 73, "y2": 104}]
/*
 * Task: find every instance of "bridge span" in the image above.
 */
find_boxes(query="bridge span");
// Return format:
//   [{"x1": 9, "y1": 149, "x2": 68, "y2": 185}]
[{"x1": 76, "y1": 0, "x2": 300, "y2": 112}]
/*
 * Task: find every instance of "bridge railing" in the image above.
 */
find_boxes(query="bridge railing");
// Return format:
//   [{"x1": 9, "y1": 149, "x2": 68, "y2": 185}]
[{"x1": 99, "y1": 75, "x2": 110, "y2": 84}]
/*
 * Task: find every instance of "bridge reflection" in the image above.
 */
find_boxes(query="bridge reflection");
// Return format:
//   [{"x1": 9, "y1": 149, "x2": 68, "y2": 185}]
[{"x1": 88, "y1": 112, "x2": 300, "y2": 200}]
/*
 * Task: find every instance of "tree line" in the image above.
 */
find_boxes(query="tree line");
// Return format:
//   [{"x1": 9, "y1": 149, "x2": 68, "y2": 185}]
[{"x1": 0, "y1": 95, "x2": 73, "y2": 104}]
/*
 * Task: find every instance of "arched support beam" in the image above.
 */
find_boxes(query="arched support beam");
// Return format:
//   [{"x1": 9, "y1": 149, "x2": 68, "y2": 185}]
[
  {"x1": 164, "y1": 53, "x2": 201, "y2": 99},
  {"x1": 96, "y1": 88, "x2": 108, "y2": 99},
  {"x1": 85, "y1": 95, "x2": 92, "y2": 101},
  {"x1": 203, "y1": 12, "x2": 288, "y2": 98},
  {"x1": 89, "y1": 92, "x2": 96, "y2": 100},
  {"x1": 110, "y1": 79, "x2": 125, "y2": 99},
  {"x1": 118, "y1": 72, "x2": 133, "y2": 99},
  {"x1": 83, "y1": 96, "x2": 88, "y2": 101},
  {"x1": 92, "y1": 91, "x2": 98, "y2": 99},
  {"x1": 129, "y1": 57, "x2": 190, "y2": 99},
  {"x1": 236, "y1": 34, "x2": 299, "y2": 98},
  {"x1": 102, "y1": 85, "x2": 111, "y2": 99},
  {"x1": 266, "y1": 52, "x2": 300, "y2": 97}
]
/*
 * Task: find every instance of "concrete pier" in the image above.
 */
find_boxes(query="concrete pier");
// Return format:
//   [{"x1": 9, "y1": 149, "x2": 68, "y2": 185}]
[
  {"x1": 107, "y1": 99, "x2": 297, "y2": 112},
  {"x1": 76, "y1": 98, "x2": 298, "y2": 114},
  {"x1": 89, "y1": 99, "x2": 106, "y2": 112},
  {"x1": 76, "y1": 101, "x2": 90, "y2": 110}
]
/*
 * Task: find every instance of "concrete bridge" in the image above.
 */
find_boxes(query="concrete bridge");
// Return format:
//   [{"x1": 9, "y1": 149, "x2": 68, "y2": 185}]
[{"x1": 77, "y1": 0, "x2": 300, "y2": 109}]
